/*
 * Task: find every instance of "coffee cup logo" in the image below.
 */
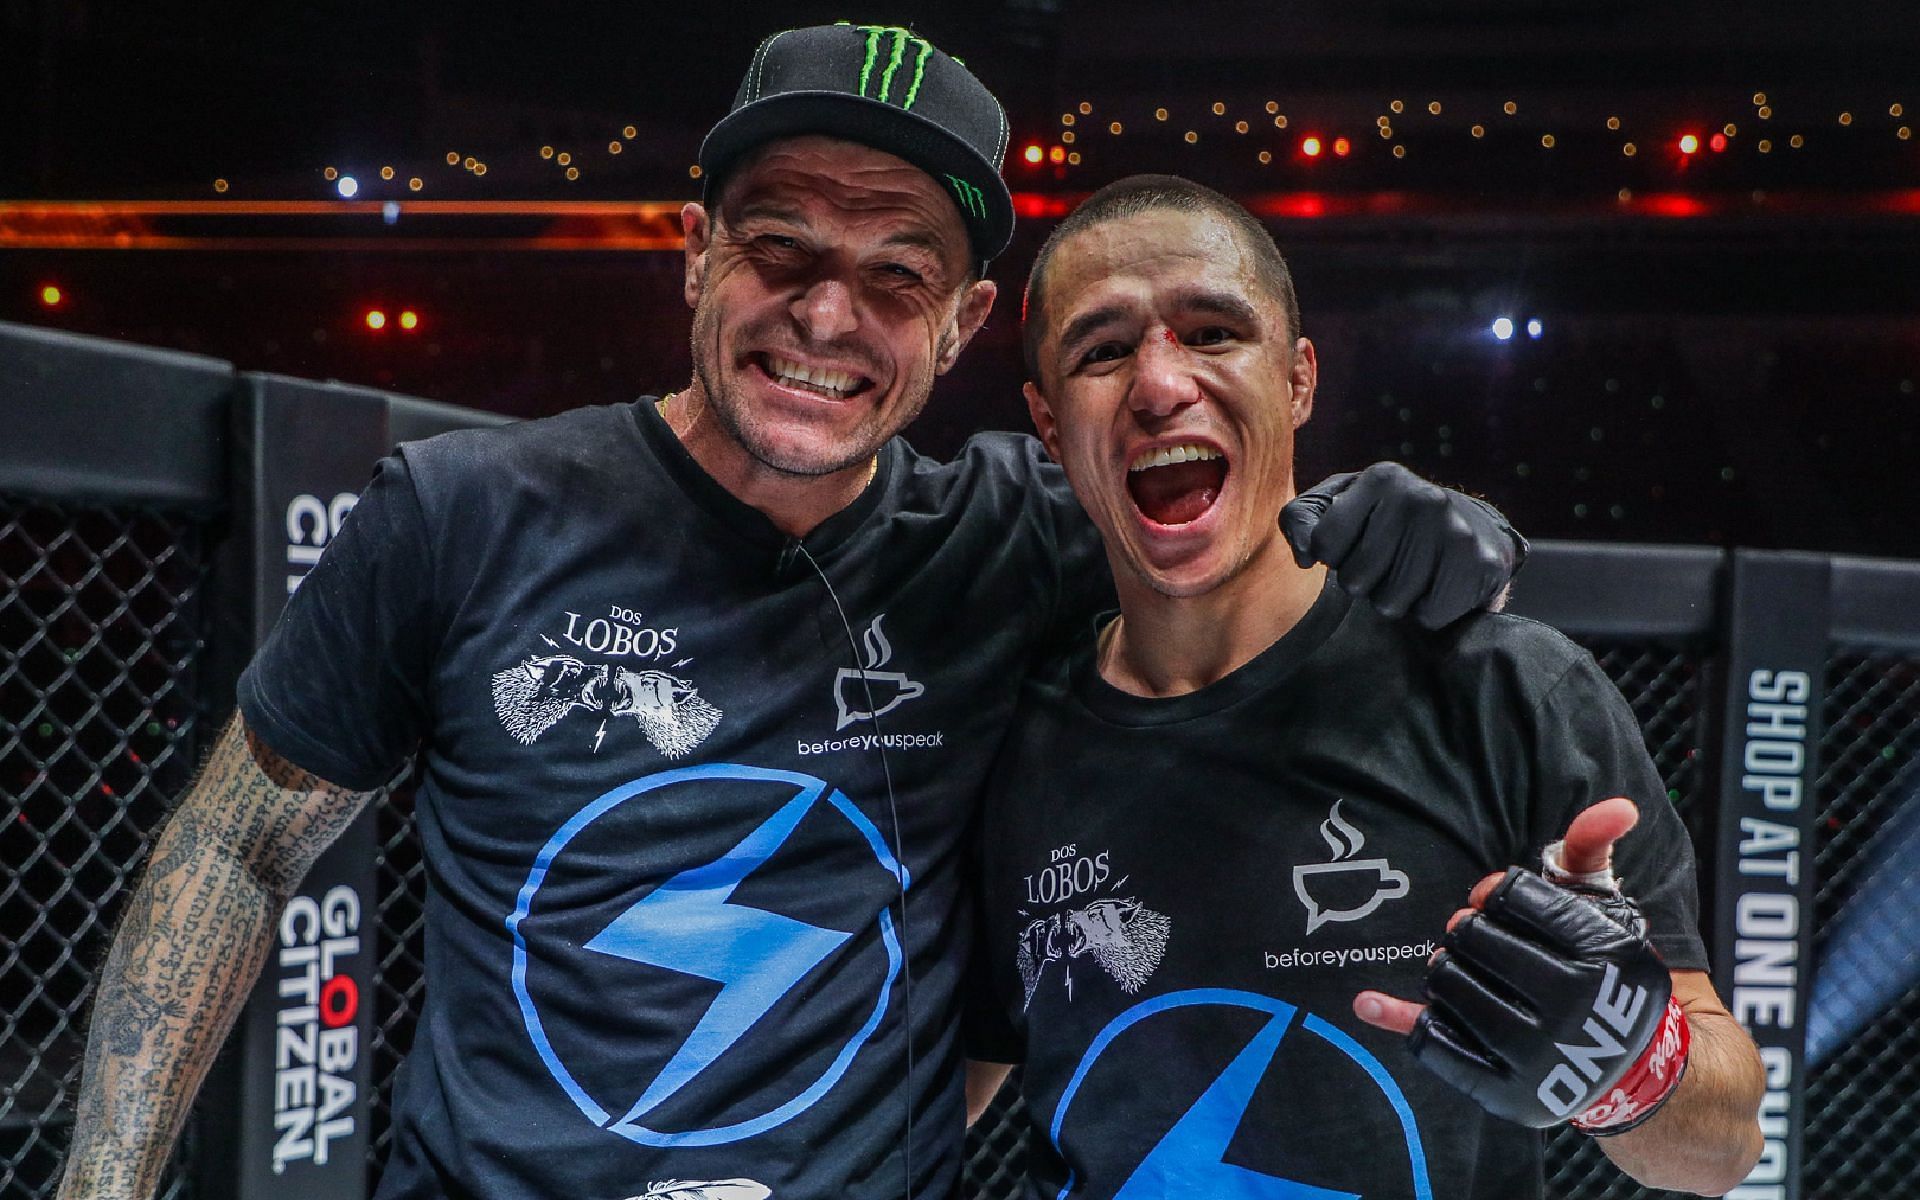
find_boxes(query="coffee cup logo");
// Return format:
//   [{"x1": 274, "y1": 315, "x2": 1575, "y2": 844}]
[
  {"x1": 1292, "y1": 800, "x2": 1410, "y2": 934},
  {"x1": 833, "y1": 615, "x2": 926, "y2": 730}
]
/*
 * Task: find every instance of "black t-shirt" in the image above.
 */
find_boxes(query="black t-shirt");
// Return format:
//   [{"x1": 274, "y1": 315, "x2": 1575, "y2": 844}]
[
  {"x1": 971, "y1": 579, "x2": 1708, "y2": 1200},
  {"x1": 237, "y1": 399, "x2": 1110, "y2": 1200}
]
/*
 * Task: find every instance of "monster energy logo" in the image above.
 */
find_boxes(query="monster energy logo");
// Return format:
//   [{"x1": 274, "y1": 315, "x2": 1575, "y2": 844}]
[
  {"x1": 835, "y1": 24, "x2": 986, "y2": 226},
  {"x1": 853, "y1": 25, "x2": 933, "y2": 109},
  {"x1": 946, "y1": 174, "x2": 987, "y2": 220}
]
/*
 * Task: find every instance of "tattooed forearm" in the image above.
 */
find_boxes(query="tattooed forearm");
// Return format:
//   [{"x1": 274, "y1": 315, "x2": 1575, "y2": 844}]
[
  {"x1": 57, "y1": 715, "x2": 377, "y2": 1200},
  {"x1": 100, "y1": 981, "x2": 185, "y2": 1058}
]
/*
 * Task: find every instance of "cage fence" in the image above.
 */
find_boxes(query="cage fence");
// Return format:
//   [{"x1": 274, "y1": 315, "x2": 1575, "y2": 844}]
[
  {"x1": 367, "y1": 785, "x2": 426, "y2": 1176},
  {"x1": 1803, "y1": 650, "x2": 1920, "y2": 1198},
  {"x1": 0, "y1": 499, "x2": 214, "y2": 1200}
]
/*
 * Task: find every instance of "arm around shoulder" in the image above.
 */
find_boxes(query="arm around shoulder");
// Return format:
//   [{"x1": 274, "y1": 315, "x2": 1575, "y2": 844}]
[
  {"x1": 1597, "y1": 969, "x2": 1766, "y2": 1196},
  {"x1": 57, "y1": 713, "x2": 378, "y2": 1200}
]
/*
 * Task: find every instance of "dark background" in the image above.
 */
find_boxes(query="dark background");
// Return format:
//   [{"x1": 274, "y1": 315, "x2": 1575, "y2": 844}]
[{"x1": 5, "y1": 0, "x2": 1918, "y2": 555}]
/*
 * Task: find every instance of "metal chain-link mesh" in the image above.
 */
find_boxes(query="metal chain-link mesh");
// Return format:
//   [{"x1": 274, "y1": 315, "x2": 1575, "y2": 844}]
[
  {"x1": 1804, "y1": 651, "x2": 1920, "y2": 1196},
  {"x1": 955, "y1": 637, "x2": 1718, "y2": 1200},
  {"x1": 963, "y1": 1075, "x2": 1032, "y2": 1200},
  {"x1": 368, "y1": 785, "x2": 427, "y2": 1176},
  {"x1": 1, "y1": 500, "x2": 213, "y2": 1200}
]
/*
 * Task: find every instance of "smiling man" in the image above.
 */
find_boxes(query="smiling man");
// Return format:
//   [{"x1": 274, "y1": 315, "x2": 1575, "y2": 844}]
[
  {"x1": 59, "y1": 30, "x2": 1527, "y2": 1200},
  {"x1": 969, "y1": 176, "x2": 1765, "y2": 1197},
  {"x1": 672, "y1": 130, "x2": 997, "y2": 532}
]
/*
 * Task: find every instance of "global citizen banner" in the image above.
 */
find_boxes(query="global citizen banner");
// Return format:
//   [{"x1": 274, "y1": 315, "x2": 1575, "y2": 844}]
[{"x1": 226, "y1": 377, "x2": 391, "y2": 1199}]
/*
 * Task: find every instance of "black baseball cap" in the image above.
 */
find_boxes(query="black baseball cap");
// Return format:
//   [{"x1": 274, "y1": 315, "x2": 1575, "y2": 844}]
[{"x1": 699, "y1": 23, "x2": 1015, "y2": 273}]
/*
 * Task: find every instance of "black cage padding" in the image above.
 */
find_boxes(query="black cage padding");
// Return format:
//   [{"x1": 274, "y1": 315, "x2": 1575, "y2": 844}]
[{"x1": 0, "y1": 322, "x2": 231, "y2": 512}]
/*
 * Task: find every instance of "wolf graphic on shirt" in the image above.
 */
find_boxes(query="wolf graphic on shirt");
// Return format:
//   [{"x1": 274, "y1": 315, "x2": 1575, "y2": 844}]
[
  {"x1": 491, "y1": 648, "x2": 721, "y2": 759},
  {"x1": 605, "y1": 666, "x2": 723, "y2": 758},
  {"x1": 1017, "y1": 892, "x2": 1171, "y2": 1008},
  {"x1": 491, "y1": 654, "x2": 605, "y2": 744}
]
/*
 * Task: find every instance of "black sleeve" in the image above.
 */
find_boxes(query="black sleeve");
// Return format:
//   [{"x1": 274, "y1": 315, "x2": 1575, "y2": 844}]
[
  {"x1": 236, "y1": 452, "x2": 437, "y2": 790},
  {"x1": 1034, "y1": 455, "x2": 1117, "y2": 656},
  {"x1": 962, "y1": 788, "x2": 1028, "y2": 1065},
  {"x1": 961, "y1": 933, "x2": 1026, "y2": 1064},
  {"x1": 1527, "y1": 653, "x2": 1711, "y2": 970}
]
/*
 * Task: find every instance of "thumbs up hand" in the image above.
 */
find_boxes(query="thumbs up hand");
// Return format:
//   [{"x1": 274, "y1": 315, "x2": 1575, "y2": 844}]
[{"x1": 1353, "y1": 798, "x2": 1691, "y2": 1133}]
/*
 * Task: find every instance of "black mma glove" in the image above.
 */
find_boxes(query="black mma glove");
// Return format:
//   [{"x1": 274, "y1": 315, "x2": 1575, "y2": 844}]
[
  {"x1": 1280, "y1": 462, "x2": 1526, "y2": 629},
  {"x1": 1407, "y1": 863, "x2": 1690, "y2": 1134}
]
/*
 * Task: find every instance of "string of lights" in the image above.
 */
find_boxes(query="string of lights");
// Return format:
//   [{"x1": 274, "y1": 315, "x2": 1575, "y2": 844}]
[
  {"x1": 1006, "y1": 91, "x2": 1911, "y2": 173},
  {"x1": 178, "y1": 92, "x2": 1910, "y2": 199},
  {"x1": 17, "y1": 88, "x2": 1914, "y2": 391}
]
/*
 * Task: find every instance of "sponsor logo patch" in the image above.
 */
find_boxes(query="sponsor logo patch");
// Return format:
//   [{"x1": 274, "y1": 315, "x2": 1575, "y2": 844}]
[
  {"x1": 1014, "y1": 843, "x2": 1170, "y2": 1008},
  {"x1": 805, "y1": 614, "x2": 946, "y2": 756},
  {"x1": 508, "y1": 764, "x2": 908, "y2": 1148},
  {"x1": 1046, "y1": 990, "x2": 1433, "y2": 1199},
  {"x1": 1291, "y1": 800, "x2": 1410, "y2": 934},
  {"x1": 832, "y1": 614, "x2": 925, "y2": 730},
  {"x1": 490, "y1": 604, "x2": 721, "y2": 759}
]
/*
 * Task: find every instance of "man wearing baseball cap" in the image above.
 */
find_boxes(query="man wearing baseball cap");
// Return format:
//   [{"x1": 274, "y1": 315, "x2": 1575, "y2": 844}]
[{"x1": 59, "y1": 24, "x2": 1523, "y2": 1200}]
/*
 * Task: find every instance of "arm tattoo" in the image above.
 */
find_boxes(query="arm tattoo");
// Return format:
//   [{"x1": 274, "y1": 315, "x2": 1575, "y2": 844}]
[
  {"x1": 56, "y1": 715, "x2": 378, "y2": 1199},
  {"x1": 99, "y1": 981, "x2": 185, "y2": 1058}
]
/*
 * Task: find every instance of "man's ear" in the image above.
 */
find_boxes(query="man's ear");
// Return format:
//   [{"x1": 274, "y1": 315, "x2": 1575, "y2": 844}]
[
  {"x1": 1023, "y1": 380, "x2": 1063, "y2": 462},
  {"x1": 681, "y1": 202, "x2": 712, "y2": 311},
  {"x1": 1290, "y1": 336, "x2": 1319, "y2": 430},
  {"x1": 936, "y1": 279, "x2": 999, "y2": 375}
]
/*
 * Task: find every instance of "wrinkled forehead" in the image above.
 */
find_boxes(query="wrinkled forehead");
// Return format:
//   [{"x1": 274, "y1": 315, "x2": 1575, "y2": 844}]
[
  {"x1": 717, "y1": 135, "x2": 972, "y2": 256},
  {"x1": 1045, "y1": 210, "x2": 1270, "y2": 331}
]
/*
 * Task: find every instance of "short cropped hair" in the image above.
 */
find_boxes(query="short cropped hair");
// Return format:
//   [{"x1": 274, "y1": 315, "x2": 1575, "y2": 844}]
[{"x1": 1022, "y1": 174, "x2": 1301, "y2": 378}]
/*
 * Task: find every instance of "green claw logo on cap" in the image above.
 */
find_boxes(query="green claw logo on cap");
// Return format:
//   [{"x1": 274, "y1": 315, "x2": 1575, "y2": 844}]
[
  {"x1": 815, "y1": 22, "x2": 997, "y2": 247},
  {"x1": 854, "y1": 25, "x2": 934, "y2": 109},
  {"x1": 945, "y1": 174, "x2": 988, "y2": 220},
  {"x1": 846, "y1": 26, "x2": 984, "y2": 223}
]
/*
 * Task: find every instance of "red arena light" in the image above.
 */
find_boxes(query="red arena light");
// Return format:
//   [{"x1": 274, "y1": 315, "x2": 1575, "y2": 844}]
[
  {"x1": 1012, "y1": 192, "x2": 1077, "y2": 220},
  {"x1": 399, "y1": 310, "x2": 420, "y2": 331},
  {"x1": 364, "y1": 309, "x2": 388, "y2": 331},
  {"x1": 1641, "y1": 192, "x2": 1710, "y2": 218},
  {"x1": 1256, "y1": 193, "x2": 1330, "y2": 219},
  {"x1": 1301, "y1": 136, "x2": 1324, "y2": 157},
  {"x1": 1022, "y1": 144, "x2": 1044, "y2": 165},
  {"x1": 1677, "y1": 133, "x2": 1701, "y2": 155},
  {"x1": 1332, "y1": 136, "x2": 1351, "y2": 157},
  {"x1": 39, "y1": 284, "x2": 63, "y2": 307},
  {"x1": 1709, "y1": 133, "x2": 1729, "y2": 152},
  {"x1": 1048, "y1": 145, "x2": 1066, "y2": 164}
]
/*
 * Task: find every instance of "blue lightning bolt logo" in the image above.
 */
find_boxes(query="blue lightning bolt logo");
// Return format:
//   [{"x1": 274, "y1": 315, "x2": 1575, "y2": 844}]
[
  {"x1": 1049, "y1": 989, "x2": 1431, "y2": 1200},
  {"x1": 586, "y1": 784, "x2": 853, "y2": 1121},
  {"x1": 508, "y1": 764, "x2": 908, "y2": 1148}
]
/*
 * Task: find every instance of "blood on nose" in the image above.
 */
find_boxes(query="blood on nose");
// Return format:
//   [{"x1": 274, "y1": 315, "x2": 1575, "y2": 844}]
[{"x1": 1132, "y1": 332, "x2": 1200, "y2": 414}]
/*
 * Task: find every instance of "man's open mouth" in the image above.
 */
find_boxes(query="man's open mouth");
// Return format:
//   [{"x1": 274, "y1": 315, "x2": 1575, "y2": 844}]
[
  {"x1": 1126, "y1": 443, "x2": 1227, "y2": 527},
  {"x1": 755, "y1": 352, "x2": 874, "y2": 400}
]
